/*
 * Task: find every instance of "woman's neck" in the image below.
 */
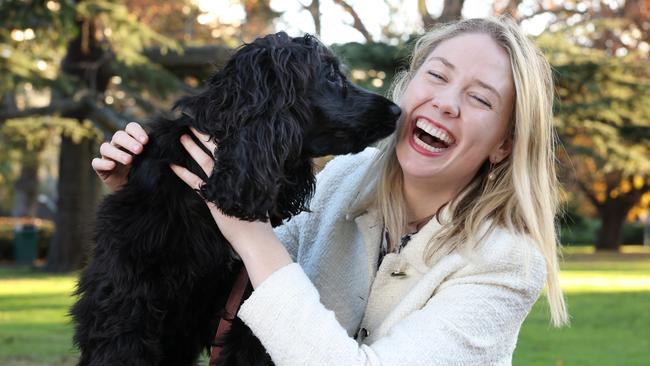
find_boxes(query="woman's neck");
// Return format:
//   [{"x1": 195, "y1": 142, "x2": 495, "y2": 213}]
[{"x1": 402, "y1": 175, "x2": 456, "y2": 225}]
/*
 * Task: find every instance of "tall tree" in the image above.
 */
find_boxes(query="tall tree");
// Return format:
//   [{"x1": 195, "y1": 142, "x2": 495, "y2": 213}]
[
  {"x1": 1, "y1": 0, "x2": 284, "y2": 270},
  {"x1": 534, "y1": 0, "x2": 650, "y2": 250},
  {"x1": 0, "y1": 0, "x2": 182, "y2": 271}
]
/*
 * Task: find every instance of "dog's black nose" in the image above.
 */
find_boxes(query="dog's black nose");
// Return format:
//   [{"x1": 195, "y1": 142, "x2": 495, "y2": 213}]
[{"x1": 389, "y1": 104, "x2": 401, "y2": 118}]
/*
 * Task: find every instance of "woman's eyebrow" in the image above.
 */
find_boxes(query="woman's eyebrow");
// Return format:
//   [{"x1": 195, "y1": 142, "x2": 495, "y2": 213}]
[
  {"x1": 428, "y1": 56, "x2": 502, "y2": 101},
  {"x1": 429, "y1": 56, "x2": 455, "y2": 70},
  {"x1": 473, "y1": 79, "x2": 502, "y2": 101}
]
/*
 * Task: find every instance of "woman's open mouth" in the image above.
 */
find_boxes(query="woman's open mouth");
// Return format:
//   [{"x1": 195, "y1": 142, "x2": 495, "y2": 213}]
[{"x1": 409, "y1": 118, "x2": 455, "y2": 156}]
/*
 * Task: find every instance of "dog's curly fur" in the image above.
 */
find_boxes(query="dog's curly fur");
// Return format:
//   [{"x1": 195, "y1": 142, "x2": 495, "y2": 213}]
[{"x1": 71, "y1": 32, "x2": 400, "y2": 366}]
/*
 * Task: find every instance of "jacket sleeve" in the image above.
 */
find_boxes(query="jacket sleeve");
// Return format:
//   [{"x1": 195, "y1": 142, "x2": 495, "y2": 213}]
[
  {"x1": 272, "y1": 148, "x2": 379, "y2": 262},
  {"x1": 237, "y1": 248, "x2": 546, "y2": 366},
  {"x1": 273, "y1": 215, "x2": 303, "y2": 261}
]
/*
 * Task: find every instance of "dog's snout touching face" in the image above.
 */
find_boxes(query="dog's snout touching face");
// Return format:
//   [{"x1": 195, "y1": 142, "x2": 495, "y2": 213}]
[
  {"x1": 389, "y1": 104, "x2": 402, "y2": 119},
  {"x1": 303, "y1": 62, "x2": 401, "y2": 157}
]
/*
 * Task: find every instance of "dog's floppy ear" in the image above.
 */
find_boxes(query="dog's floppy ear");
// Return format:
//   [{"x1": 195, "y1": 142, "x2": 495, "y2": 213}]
[{"x1": 198, "y1": 33, "x2": 314, "y2": 222}]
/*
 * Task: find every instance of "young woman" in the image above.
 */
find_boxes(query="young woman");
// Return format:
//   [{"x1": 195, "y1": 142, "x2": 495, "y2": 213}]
[{"x1": 93, "y1": 16, "x2": 568, "y2": 365}]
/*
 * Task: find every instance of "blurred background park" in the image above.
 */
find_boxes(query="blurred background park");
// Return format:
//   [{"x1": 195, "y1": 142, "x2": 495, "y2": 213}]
[{"x1": 0, "y1": 0, "x2": 649, "y2": 365}]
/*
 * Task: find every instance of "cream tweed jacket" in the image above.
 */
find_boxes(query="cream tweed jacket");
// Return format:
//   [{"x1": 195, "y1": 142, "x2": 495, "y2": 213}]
[{"x1": 238, "y1": 147, "x2": 546, "y2": 366}]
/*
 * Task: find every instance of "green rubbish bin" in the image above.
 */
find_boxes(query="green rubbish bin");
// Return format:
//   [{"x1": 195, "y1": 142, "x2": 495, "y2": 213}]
[{"x1": 14, "y1": 224, "x2": 38, "y2": 265}]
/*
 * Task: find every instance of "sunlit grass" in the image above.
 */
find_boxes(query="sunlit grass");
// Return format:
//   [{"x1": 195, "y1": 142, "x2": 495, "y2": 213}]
[
  {"x1": 1, "y1": 246, "x2": 649, "y2": 365},
  {"x1": 0, "y1": 268, "x2": 78, "y2": 366},
  {"x1": 561, "y1": 245, "x2": 650, "y2": 255},
  {"x1": 514, "y1": 246, "x2": 650, "y2": 366},
  {"x1": 559, "y1": 271, "x2": 650, "y2": 293}
]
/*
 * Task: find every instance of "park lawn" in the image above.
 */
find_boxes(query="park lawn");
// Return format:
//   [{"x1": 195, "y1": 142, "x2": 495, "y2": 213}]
[
  {"x1": 1, "y1": 247, "x2": 649, "y2": 366},
  {"x1": 513, "y1": 247, "x2": 650, "y2": 366},
  {"x1": 0, "y1": 267, "x2": 79, "y2": 366}
]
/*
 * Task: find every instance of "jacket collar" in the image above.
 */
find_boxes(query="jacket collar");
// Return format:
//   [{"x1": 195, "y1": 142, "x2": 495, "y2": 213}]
[
  {"x1": 350, "y1": 204, "x2": 453, "y2": 276},
  {"x1": 401, "y1": 214, "x2": 445, "y2": 274}
]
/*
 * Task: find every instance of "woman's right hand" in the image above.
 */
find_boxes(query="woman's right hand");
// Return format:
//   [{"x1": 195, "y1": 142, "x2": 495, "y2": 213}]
[{"x1": 92, "y1": 122, "x2": 149, "y2": 192}]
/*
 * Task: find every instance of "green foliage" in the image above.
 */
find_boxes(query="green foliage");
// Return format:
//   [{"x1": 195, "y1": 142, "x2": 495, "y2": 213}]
[
  {"x1": 539, "y1": 31, "x2": 650, "y2": 176},
  {"x1": 0, "y1": 0, "x2": 184, "y2": 98},
  {"x1": 0, "y1": 117, "x2": 101, "y2": 211},
  {"x1": 0, "y1": 0, "x2": 189, "y2": 217},
  {"x1": 0, "y1": 117, "x2": 102, "y2": 164},
  {"x1": 331, "y1": 41, "x2": 411, "y2": 94},
  {"x1": 537, "y1": 18, "x2": 650, "y2": 250},
  {"x1": 0, "y1": 0, "x2": 76, "y2": 93},
  {"x1": 560, "y1": 217, "x2": 645, "y2": 245},
  {"x1": 74, "y1": 0, "x2": 184, "y2": 97},
  {"x1": 76, "y1": 0, "x2": 181, "y2": 62}
]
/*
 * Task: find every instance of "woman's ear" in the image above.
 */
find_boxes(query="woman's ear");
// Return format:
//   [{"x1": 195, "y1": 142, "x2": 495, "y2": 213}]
[{"x1": 490, "y1": 135, "x2": 513, "y2": 164}]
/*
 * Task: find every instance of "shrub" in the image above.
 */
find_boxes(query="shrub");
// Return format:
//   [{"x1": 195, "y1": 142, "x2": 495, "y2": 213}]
[{"x1": 0, "y1": 217, "x2": 54, "y2": 260}]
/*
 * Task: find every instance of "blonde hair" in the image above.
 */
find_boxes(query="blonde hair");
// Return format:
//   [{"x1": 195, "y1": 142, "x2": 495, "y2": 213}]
[{"x1": 353, "y1": 16, "x2": 568, "y2": 327}]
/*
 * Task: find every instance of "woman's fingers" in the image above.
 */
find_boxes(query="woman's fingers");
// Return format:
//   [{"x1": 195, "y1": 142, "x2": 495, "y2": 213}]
[
  {"x1": 125, "y1": 122, "x2": 149, "y2": 144},
  {"x1": 99, "y1": 142, "x2": 134, "y2": 165},
  {"x1": 180, "y1": 134, "x2": 215, "y2": 176},
  {"x1": 189, "y1": 127, "x2": 217, "y2": 153},
  {"x1": 170, "y1": 164, "x2": 205, "y2": 191},
  {"x1": 110, "y1": 130, "x2": 144, "y2": 155},
  {"x1": 91, "y1": 157, "x2": 117, "y2": 172}
]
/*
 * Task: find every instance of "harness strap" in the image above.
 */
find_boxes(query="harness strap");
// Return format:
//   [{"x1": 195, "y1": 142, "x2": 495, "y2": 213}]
[{"x1": 209, "y1": 267, "x2": 250, "y2": 365}]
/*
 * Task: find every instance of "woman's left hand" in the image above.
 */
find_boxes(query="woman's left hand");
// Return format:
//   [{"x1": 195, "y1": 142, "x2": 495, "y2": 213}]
[{"x1": 170, "y1": 128, "x2": 292, "y2": 287}]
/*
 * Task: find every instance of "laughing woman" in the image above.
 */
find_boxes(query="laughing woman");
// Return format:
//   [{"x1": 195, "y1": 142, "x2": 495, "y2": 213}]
[{"x1": 94, "y1": 16, "x2": 568, "y2": 365}]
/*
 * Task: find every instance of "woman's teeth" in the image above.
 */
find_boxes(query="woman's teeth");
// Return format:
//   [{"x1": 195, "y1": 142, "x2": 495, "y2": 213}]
[
  {"x1": 414, "y1": 133, "x2": 447, "y2": 152},
  {"x1": 412, "y1": 119, "x2": 455, "y2": 153},
  {"x1": 415, "y1": 119, "x2": 455, "y2": 145}
]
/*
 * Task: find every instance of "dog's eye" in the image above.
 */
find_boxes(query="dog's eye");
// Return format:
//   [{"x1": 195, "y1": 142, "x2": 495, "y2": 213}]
[
  {"x1": 326, "y1": 70, "x2": 340, "y2": 83},
  {"x1": 326, "y1": 63, "x2": 343, "y2": 83}
]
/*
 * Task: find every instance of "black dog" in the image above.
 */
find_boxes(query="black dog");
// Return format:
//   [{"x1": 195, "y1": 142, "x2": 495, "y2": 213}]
[{"x1": 71, "y1": 32, "x2": 400, "y2": 366}]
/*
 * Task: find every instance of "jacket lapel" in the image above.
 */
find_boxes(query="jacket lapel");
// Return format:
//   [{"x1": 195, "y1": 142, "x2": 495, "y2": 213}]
[{"x1": 353, "y1": 206, "x2": 384, "y2": 285}]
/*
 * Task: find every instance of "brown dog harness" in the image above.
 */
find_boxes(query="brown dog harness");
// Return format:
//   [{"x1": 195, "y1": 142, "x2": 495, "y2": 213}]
[{"x1": 209, "y1": 267, "x2": 250, "y2": 365}]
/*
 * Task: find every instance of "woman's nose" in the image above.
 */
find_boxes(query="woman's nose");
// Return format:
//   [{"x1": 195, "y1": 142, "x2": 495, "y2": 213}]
[{"x1": 431, "y1": 93, "x2": 460, "y2": 118}]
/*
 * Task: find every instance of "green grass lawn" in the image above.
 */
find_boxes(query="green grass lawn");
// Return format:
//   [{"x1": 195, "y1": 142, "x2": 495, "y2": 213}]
[
  {"x1": 1, "y1": 246, "x2": 649, "y2": 366},
  {"x1": 0, "y1": 267, "x2": 78, "y2": 366},
  {"x1": 513, "y1": 247, "x2": 650, "y2": 366}
]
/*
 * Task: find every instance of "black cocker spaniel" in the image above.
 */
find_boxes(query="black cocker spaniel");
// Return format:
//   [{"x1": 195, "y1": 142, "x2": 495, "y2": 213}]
[{"x1": 71, "y1": 32, "x2": 400, "y2": 366}]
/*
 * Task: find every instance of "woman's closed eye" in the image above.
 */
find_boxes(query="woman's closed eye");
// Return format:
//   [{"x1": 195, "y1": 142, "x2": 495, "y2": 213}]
[
  {"x1": 426, "y1": 69, "x2": 493, "y2": 109},
  {"x1": 427, "y1": 71, "x2": 446, "y2": 81},
  {"x1": 471, "y1": 94, "x2": 493, "y2": 109}
]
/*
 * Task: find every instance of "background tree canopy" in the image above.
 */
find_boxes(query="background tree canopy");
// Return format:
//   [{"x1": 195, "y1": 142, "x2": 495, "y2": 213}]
[{"x1": 0, "y1": 0, "x2": 648, "y2": 271}]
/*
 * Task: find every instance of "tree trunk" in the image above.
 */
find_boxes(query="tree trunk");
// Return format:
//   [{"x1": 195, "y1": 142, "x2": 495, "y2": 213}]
[
  {"x1": 46, "y1": 134, "x2": 99, "y2": 271},
  {"x1": 595, "y1": 201, "x2": 628, "y2": 251},
  {"x1": 242, "y1": 0, "x2": 280, "y2": 42},
  {"x1": 438, "y1": 0, "x2": 466, "y2": 23},
  {"x1": 644, "y1": 213, "x2": 650, "y2": 246},
  {"x1": 333, "y1": 0, "x2": 374, "y2": 43},
  {"x1": 45, "y1": 14, "x2": 111, "y2": 272},
  {"x1": 305, "y1": 0, "x2": 321, "y2": 37},
  {"x1": 419, "y1": 0, "x2": 465, "y2": 29}
]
